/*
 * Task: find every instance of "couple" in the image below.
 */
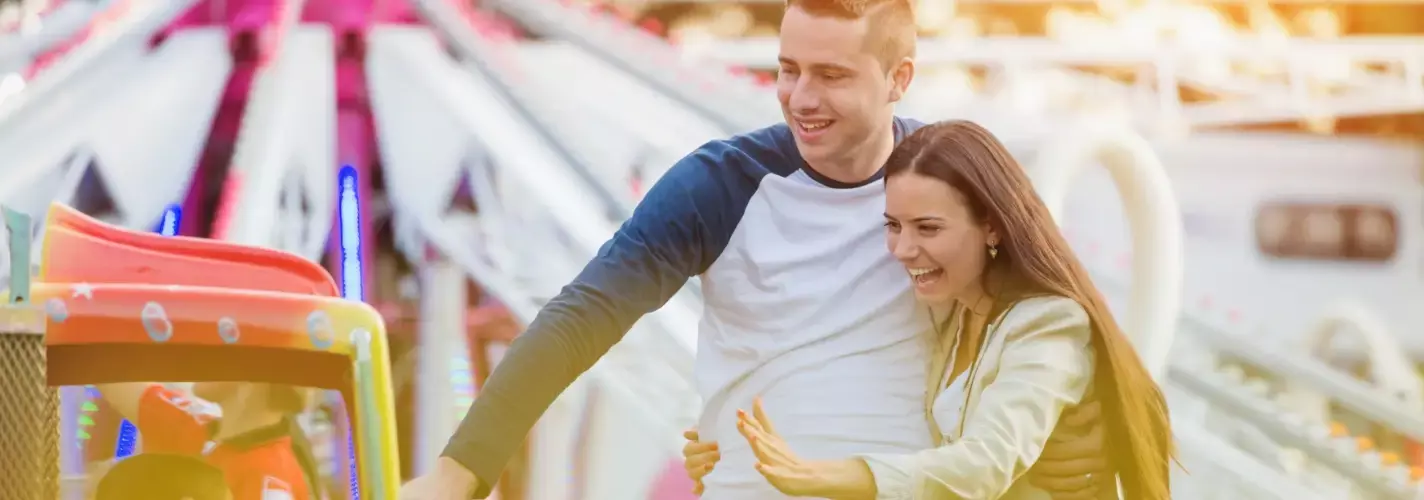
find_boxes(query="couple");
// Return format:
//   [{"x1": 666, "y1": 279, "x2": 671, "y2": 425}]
[
  {"x1": 401, "y1": 0, "x2": 1172, "y2": 498},
  {"x1": 674, "y1": 118, "x2": 1173, "y2": 499}
]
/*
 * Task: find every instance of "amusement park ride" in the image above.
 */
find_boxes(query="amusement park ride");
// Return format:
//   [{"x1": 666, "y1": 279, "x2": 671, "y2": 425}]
[{"x1": 1, "y1": 0, "x2": 1424, "y2": 498}]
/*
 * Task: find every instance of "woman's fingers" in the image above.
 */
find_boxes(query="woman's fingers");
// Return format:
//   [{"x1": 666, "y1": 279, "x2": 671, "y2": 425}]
[
  {"x1": 738, "y1": 408, "x2": 766, "y2": 435},
  {"x1": 740, "y1": 421, "x2": 804, "y2": 468},
  {"x1": 739, "y1": 420, "x2": 775, "y2": 462},
  {"x1": 752, "y1": 397, "x2": 778, "y2": 436}
]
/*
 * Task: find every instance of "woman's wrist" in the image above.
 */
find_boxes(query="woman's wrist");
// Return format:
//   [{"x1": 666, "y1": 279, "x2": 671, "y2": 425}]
[{"x1": 806, "y1": 459, "x2": 878, "y2": 500}]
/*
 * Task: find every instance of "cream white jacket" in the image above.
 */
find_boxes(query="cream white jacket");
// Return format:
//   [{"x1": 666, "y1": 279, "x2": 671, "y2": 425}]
[{"x1": 859, "y1": 296, "x2": 1096, "y2": 500}]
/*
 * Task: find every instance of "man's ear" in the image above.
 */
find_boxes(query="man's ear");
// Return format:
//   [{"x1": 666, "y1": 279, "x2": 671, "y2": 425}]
[{"x1": 888, "y1": 56, "x2": 915, "y2": 103}]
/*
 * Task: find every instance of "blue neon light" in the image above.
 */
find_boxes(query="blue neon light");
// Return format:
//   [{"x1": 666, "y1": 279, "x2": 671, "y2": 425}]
[
  {"x1": 337, "y1": 166, "x2": 364, "y2": 302},
  {"x1": 154, "y1": 205, "x2": 182, "y2": 237},
  {"x1": 337, "y1": 166, "x2": 364, "y2": 499},
  {"x1": 113, "y1": 204, "x2": 184, "y2": 459}
]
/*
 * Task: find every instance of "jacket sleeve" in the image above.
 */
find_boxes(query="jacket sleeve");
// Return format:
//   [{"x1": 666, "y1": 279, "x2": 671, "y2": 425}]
[
  {"x1": 439, "y1": 144, "x2": 751, "y2": 498},
  {"x1": 859, "y1": 297, "x2": 1096, "y2": 500}
]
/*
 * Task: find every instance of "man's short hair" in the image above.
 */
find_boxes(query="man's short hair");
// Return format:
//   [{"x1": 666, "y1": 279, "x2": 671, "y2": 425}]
[{"x1": 784, "y1": 0, "x2": 917, "y2": 69}]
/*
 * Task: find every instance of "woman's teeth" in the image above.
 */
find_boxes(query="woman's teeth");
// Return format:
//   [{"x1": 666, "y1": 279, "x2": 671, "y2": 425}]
[{"x1": 909, "y1": 267, "x2": 943, "y2": 284}]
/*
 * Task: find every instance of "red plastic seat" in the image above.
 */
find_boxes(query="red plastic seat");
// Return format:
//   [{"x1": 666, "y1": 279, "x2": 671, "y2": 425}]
[{"x1": 40, "y1": 204, "x2": 337, "y2": 296}]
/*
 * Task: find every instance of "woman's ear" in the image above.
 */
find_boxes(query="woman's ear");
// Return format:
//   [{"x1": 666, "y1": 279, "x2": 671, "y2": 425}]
[{"x1": 984, "y1": 225, "x2": 1000, "y2": 248}]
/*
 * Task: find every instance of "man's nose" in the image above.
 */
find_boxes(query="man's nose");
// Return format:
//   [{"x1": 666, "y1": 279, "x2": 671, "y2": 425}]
[{"x1": 789, "y1": 78, "x2": 821, "y2": 112}]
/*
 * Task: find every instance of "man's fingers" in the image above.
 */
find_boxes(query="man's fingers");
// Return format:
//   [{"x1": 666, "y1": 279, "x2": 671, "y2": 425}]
[
  {"x1": 693, "y1": 480, "x2": 704, "y2": 496},
  {"x1": 683, "y1": 439, "x2": 718, "y2": 459},
  {"x1": 685, "y1": 450, "x2": 721, "y2": 472},
  {"x1": 1034, "y1": 455, "x2": 1109, "y2": 477},
  {"x1": 684, "y1": 428, "x2": 700, "y2": 442},
  {"x1": 1044, "y1": 487, "x2": 1098, "y2": 500},
  {"x1": 1032, "y1": 471, "x2": 1097, "y2": 492},
  {"x1": 1061, "y1": 400, "x2": 1101, "y2": 429},
  {"x1": 1043, "y1": 424, "x2": 1103, "y2": 459},
  {"x1": 689, "y1": 462, "x2": 715, "y2": 481}
]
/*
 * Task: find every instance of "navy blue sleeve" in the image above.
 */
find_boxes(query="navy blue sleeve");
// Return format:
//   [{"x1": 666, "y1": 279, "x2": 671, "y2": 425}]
[{"x1": 441, "y1": 136, "x2": 774, "y2": 497}]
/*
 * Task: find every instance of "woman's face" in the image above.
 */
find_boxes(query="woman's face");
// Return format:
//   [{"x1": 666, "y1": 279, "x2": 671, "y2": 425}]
[{"x1": 884, "y1": 172, "x2": 996, "y2": 305}]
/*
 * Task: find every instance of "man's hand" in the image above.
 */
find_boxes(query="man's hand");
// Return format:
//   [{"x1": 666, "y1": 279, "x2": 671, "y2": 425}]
[
  {"x1": 400, "y1": 457, "x2": 481, "y2": 500},
  {"x1": 1029, "y1": 399, "x2": 1112, "y2": 500},
  {"x1": 682, "y1": 428, "x2": 720, "y2": 495}
]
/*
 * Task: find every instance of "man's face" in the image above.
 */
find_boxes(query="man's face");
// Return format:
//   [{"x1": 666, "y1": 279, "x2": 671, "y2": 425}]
[{"x1": 776, "y1": 6, "x2": 900, "y2": 167}]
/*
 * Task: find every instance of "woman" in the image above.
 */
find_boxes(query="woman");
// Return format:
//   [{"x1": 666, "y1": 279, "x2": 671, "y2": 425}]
[{"x1": 690, "y1": 120, "x2": 1173, "y2": 499}]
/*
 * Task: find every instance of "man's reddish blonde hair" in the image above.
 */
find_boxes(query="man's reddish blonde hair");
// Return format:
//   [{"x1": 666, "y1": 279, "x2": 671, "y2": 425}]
[{"x1": 784, "y1": 0, "x2": 917, "y2": 69}]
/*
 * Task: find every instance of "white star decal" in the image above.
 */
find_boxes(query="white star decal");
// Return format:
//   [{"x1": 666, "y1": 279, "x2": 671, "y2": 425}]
[{"x1": 71, "y1": 283, "x2": 94, "y2": 300}]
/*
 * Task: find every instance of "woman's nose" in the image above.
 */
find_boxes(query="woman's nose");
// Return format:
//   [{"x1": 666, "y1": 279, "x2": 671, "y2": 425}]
[{"x1": 892, "y1": 236, "x2": 918, "y2": 261}]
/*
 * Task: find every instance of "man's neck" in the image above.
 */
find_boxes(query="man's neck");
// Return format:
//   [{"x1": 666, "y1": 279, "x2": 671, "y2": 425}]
[{"x1": 805, "y1": 120, "x2": 897, "y2": 185}]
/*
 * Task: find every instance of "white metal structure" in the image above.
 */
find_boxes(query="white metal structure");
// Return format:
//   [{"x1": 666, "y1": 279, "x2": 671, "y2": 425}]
[
  {"x1": 1288, "y1": 301, "x2": 1424, "y2": 421},
  {"x1": 367, "y1": 27, "x2": 703, "y2": 499},
  {"x1": 0, "y1": 0, "x2": 106, "y2": 73},
  {"x1": 0, "y1": 0, "x2": 199, "y2": 123},
  {"x1": 0, "y1": 26, "x2": 230, "y2": 284},
  {"x1": 691, "y1": 35, "x2": 1424, "y2": 133},
  {"x1": 1031, "y1": 116, "x2": 1184, "y2": 378},
  {"x1": 220, "y1": 19, "x2": 337, "y2": 262}
]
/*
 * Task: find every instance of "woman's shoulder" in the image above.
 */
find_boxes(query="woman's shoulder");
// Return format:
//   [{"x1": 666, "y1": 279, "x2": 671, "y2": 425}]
[
  {"x1": 994, "y1": 295, "x2": 1097, "y2": 373},
  {"x1": 1001, "y1": 295, "x2": 1089, "y2": 326}
]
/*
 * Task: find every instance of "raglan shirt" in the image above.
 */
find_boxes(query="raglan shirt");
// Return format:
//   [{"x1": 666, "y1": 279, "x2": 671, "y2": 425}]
[{"x1": 443, "y1": 117, "x2": 931, "y2": 499}]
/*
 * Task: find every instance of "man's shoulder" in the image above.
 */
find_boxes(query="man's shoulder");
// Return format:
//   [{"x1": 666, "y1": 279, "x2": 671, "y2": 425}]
[
  {"x1": 673, "y1": 123, "x2": 799, "y2": 181},
  {"x1": 896, "y1": 116, "x2": 930, "y2": 136}
]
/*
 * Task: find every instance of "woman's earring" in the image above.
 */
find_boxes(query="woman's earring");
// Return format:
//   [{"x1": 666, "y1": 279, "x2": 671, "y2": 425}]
[{"x1": 988, "y1": 244, "x2": 999, "y2": 259}]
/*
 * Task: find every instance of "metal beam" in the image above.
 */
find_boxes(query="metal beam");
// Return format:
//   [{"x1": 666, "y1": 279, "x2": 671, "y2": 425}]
[
  {"x1": 407, "y1": 0, "x2": 631, "y2": 222},
  {"x1": 0, "y1": 0, "x2": 200, "y2": 131},
  {"x1": 483, "y1": 0, "x2": 778, "y2": 133},
  {"x1": 223, "y1": 26, "x2": 337, "y2": 260}
]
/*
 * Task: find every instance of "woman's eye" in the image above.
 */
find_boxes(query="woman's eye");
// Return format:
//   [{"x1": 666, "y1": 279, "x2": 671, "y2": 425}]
[
  {"x1": 918, "y1": 226, "x2": 941, "y2": 236},
  {"x1": 883, "y1": 221, "x2": 900, "y2": 231}
]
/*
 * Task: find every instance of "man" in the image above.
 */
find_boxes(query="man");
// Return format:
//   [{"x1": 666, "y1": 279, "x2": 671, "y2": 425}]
[
  {"x1": 402, "y1": 1, "x2": 1108, "y2": 498},
  {"x1": 94, "y1": 382, "x2": 319, "y2": 500}
]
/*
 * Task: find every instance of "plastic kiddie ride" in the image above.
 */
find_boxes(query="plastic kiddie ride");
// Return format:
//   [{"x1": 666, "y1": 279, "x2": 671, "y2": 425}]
[{"x1": 0, "y1": 203, "x2": 400, "y2": 499}]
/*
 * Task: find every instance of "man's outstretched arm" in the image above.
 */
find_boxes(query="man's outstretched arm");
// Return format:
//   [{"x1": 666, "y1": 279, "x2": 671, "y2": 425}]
[{"x1": 430, "y1": 149, "x2": 752, "y2": 498}]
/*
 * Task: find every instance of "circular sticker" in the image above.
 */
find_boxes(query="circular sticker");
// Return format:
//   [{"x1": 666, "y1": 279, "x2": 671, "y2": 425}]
[
  {"x1": 44, "y1": 298, "x2": 68, "y2": 323},
  {"x1": 217, "y1": 317, "x2": 240, "y2": 344},
  {"x1": 141, "y1": 302, "x2": 173, "y2": 342},
  {"x1": 306, "y1": 311, "x2": 335, "y2": 349}
]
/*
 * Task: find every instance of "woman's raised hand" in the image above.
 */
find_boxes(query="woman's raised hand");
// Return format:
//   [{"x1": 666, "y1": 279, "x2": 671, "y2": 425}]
[{"x1": 736, "y1": 398, "x2": 825, "y2": 496}]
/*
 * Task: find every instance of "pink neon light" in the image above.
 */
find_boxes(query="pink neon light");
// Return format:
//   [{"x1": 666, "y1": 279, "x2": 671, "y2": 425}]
[
  {"x1": 207, "y1": 0, "x2": 303, "y2": 240},
  {"x1": 208, "y1": 172, "x2": 244, "y2": 240}
]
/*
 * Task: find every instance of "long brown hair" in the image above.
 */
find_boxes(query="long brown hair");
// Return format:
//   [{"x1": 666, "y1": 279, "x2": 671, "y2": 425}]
[{"x1": 884, "y1": 120, "x2": 1174, "y2": 499}]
